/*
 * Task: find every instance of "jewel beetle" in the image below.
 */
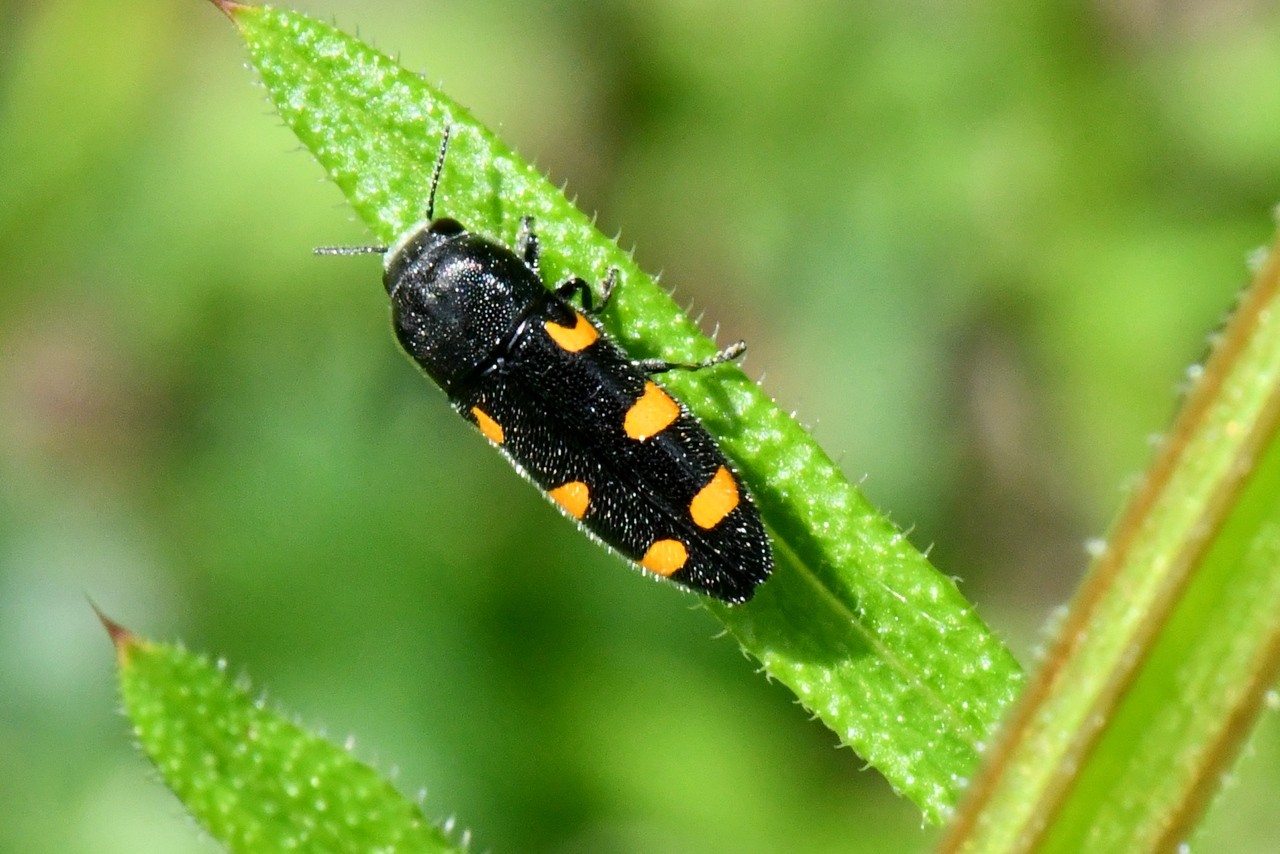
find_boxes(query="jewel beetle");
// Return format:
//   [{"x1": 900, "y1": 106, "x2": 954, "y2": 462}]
[{"x1": 319, "y1": 129, "x2": 772, "y2": 603}]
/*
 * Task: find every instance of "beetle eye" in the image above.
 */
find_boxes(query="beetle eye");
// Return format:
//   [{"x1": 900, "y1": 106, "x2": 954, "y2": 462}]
[{"x1": 429, "y1": 218, "x2": 466, "y2": 237}]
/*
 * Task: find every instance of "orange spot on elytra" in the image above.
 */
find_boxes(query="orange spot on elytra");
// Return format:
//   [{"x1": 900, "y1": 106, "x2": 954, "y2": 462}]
[
  {"x1": 623, "y1": 382, "x2": 680, "y2": 441},
  {"x1": 640, "y1": 539, "x2": 688, "y2": 576},
  {"x1": 548, "y1": 480, "x2": 590, "y2": 520},
  {"x1": 544, "y1": 312, "x2": 599, "y2": 353},
  {"x1": 470, "y1": 406, "x2": 505, "y2": 444},
  {"x1": 689, "y1": 466, "x2": 739, "y2": 529}
]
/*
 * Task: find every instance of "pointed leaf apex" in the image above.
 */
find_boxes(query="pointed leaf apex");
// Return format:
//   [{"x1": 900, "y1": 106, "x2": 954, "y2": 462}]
[
  {"x1": 207, "y1": 0, "x2": 249, "y2": 21},
  {"x1": 90, "y1": 602, "x2": 138, "y2": 663}
]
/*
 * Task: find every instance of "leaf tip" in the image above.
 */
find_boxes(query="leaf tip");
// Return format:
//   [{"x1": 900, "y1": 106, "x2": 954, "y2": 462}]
[
  {"x1": 206, "y1": 0, "x2": 249, "y2": 21},
  {"x1": 90, "y1": 601, "x2": 139, "y2": 664}
]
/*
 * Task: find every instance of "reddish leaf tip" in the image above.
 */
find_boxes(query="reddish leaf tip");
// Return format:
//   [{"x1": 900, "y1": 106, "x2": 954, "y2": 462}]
[
  {"x1": 207, "y1": 0, "x2": 249, "y2": 20},
  {"x1": 90, "y1": 601, "x2": 136, "y2": 661}
]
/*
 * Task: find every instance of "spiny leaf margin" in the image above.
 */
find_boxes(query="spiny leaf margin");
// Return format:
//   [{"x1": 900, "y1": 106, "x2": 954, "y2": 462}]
[{"x1": 104, "y1": 612, "x2": 463, "y2": 853}]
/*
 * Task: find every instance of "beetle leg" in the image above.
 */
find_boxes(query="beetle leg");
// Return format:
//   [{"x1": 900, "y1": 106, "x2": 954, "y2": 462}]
[{"x1": 636, "y1": 340, "x2": 746, "y2": 374}]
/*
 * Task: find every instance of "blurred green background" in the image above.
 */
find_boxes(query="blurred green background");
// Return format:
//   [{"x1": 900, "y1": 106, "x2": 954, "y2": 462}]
[{"x1": 3, "y1": 0, "x2": 1280, "y2": 850}]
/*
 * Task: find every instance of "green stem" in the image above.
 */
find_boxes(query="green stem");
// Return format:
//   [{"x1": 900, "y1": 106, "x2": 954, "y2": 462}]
[{"x1": 941, "y1": 234, "x2": 1280, "y2": 851}]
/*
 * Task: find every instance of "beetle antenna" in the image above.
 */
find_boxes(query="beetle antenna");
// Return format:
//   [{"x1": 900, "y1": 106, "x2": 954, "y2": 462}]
[
  {"x1": 425, "y1": 126, "x2": 452, "y2": 221},
  {"x1": 313, "y1": 126, "x2": 452, "y2": 258},
  {"x1": 314, "y1": 245, "x2": 387, "y2": 256}
]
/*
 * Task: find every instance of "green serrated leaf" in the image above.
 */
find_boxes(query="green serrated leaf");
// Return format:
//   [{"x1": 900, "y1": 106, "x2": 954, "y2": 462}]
[
  {"x1": 211, "y1": 1, "x2": 1023, "y2": 820},
  {"x1": 102, "y1": 613, "x2": 462, "y2": 854}
]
